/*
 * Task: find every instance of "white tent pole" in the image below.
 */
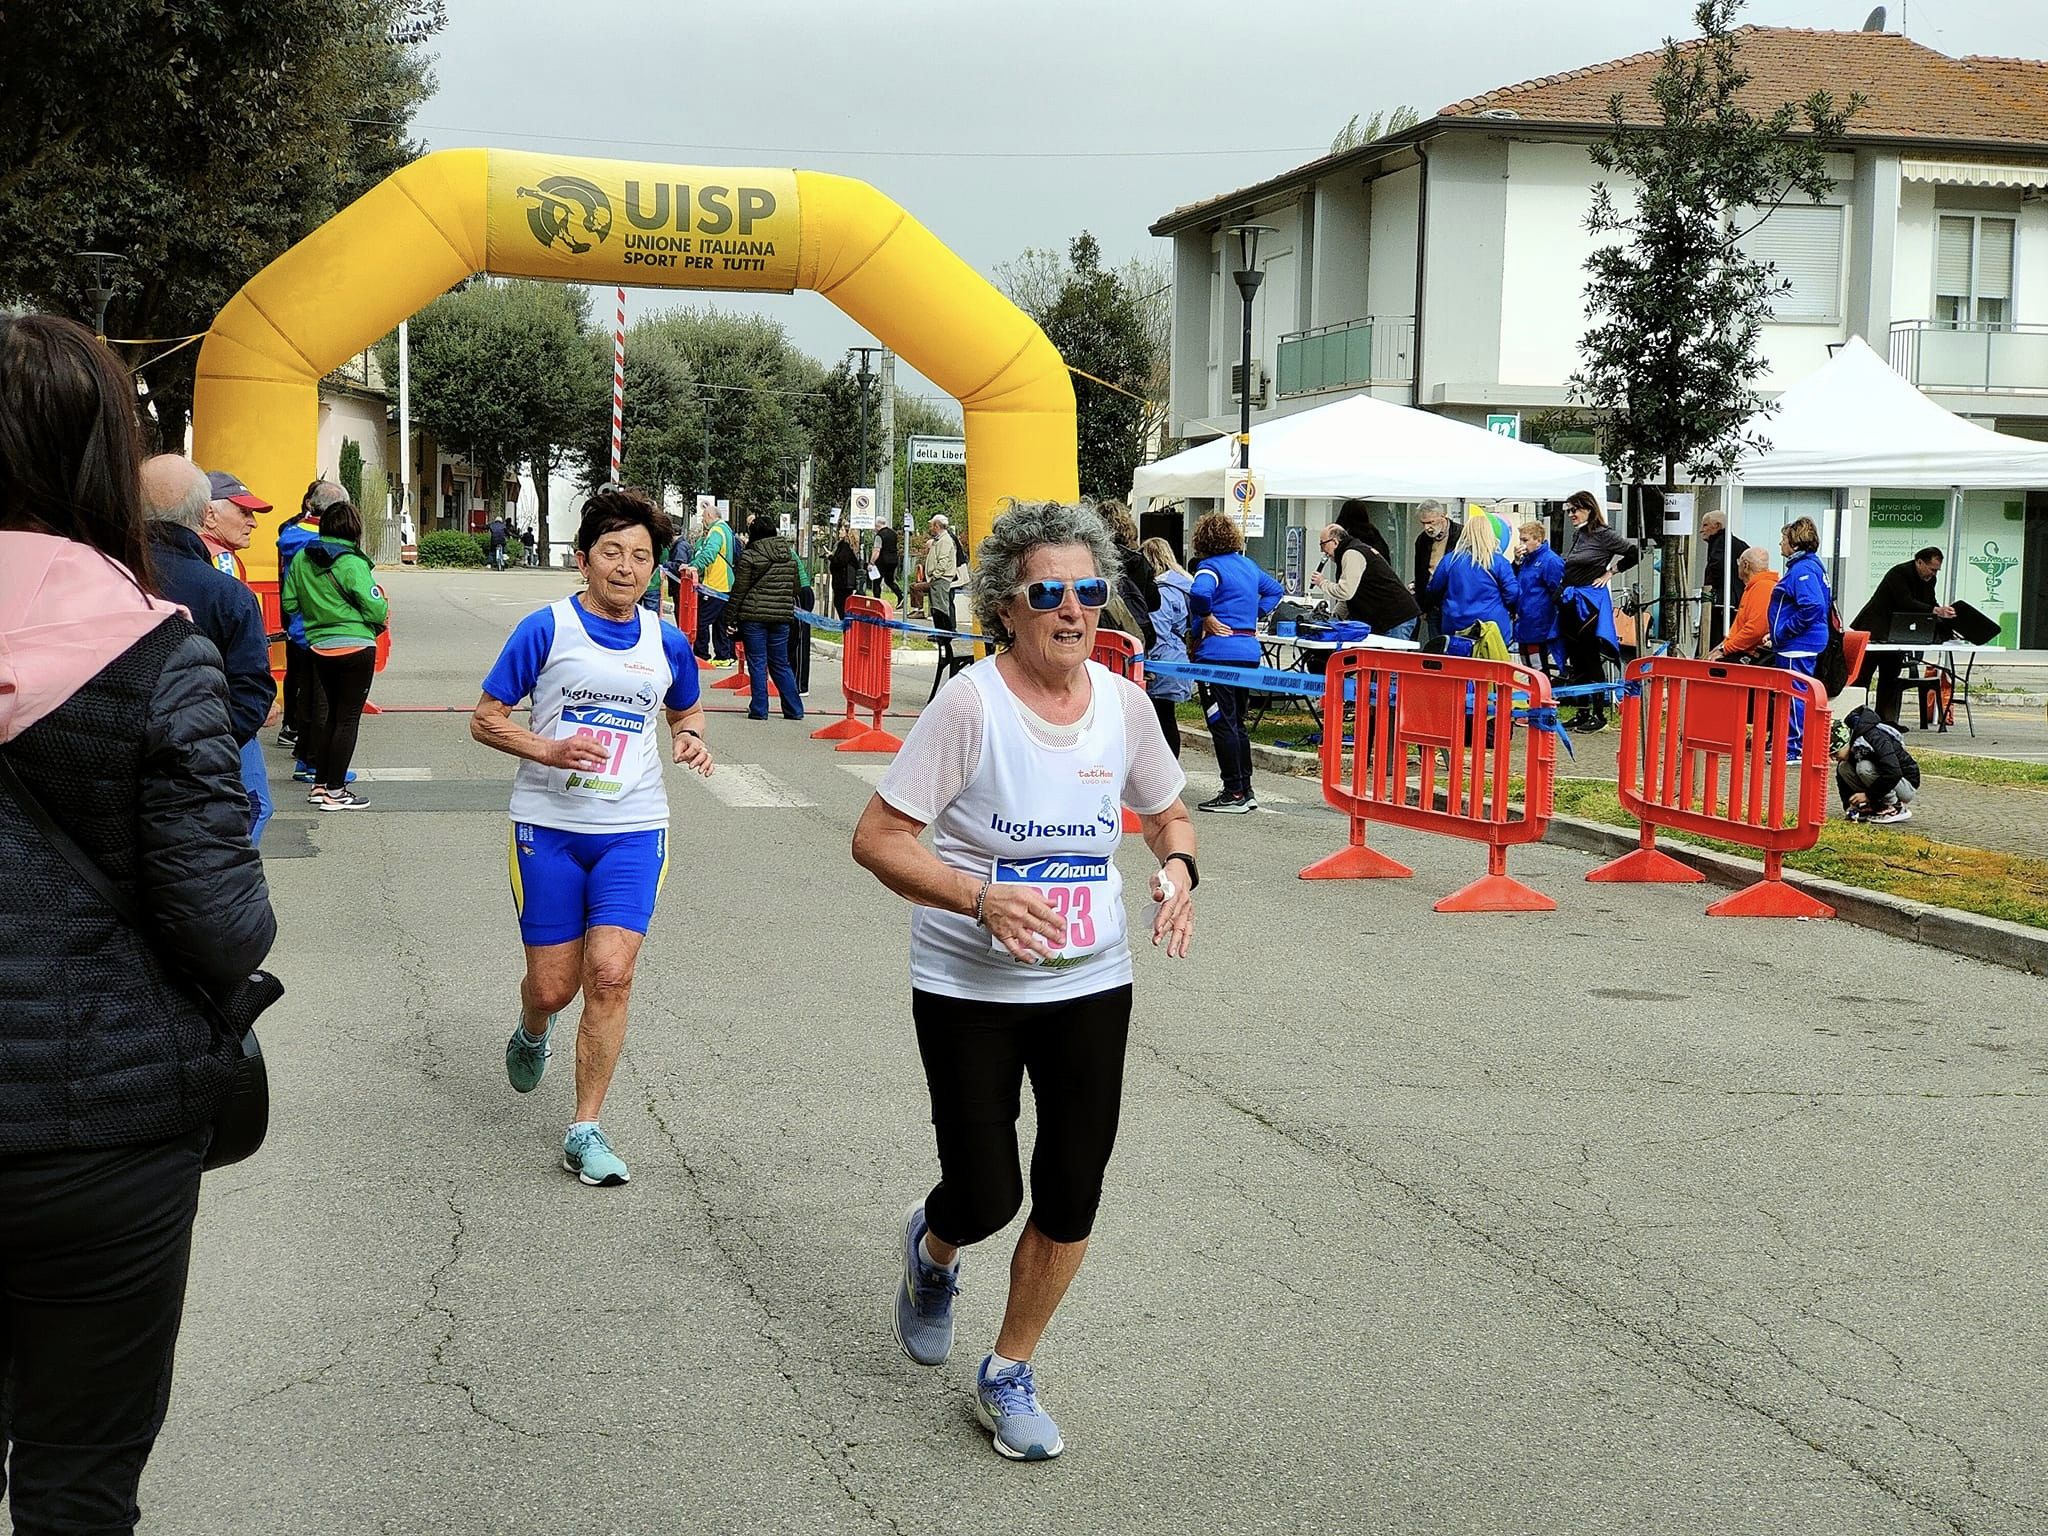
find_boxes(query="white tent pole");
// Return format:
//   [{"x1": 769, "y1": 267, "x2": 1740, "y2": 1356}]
[{"x1": 1944, "y1": 484, "x2": 1962, "y2": 604}]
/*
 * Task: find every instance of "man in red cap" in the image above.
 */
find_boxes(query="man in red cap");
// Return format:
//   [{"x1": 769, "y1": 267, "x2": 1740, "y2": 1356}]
[{"x1": 202, "y1": 469, "x2": 270, "y2": 580}]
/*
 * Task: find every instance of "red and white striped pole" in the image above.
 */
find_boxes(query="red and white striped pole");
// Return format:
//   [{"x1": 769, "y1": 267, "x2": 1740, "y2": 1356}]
[{"x1": 609, "y1": 286, "x2": 626, "y2": 484}]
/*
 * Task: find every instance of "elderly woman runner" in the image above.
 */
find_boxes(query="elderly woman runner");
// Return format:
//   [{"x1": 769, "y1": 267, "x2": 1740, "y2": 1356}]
[{"x1": 852, "y1": 501, "x2": 1197, "y2": 1462}]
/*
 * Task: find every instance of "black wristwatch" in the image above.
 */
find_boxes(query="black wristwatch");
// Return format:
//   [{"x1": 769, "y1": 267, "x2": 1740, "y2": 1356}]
[{"x1": 1164, "y1": 851, "x2": 1199, "y2": 890}]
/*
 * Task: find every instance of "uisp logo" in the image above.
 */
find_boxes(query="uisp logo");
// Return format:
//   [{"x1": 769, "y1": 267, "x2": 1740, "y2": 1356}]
[{"x1": 517, "y1": 176, "x2": 613, "y2": 254}]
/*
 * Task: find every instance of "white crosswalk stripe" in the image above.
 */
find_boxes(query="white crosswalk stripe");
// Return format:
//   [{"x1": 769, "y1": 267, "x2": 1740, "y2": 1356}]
[
  {"x1": 687, "y1": 761, "x2": 816, "y2": 809},
  {"x1": 840, "y1": 763, "x2": 890, "y2": 787}
]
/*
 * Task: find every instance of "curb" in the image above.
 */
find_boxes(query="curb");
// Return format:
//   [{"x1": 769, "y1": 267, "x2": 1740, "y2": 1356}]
[{"x1": 1184, "y1": 727, "x2": 2048, "y2": 977}]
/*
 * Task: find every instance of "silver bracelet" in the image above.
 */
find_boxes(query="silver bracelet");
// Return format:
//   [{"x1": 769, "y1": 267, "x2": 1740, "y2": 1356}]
[{"x1": 972, "y1": 881, "x2": 991, "y2": 927}]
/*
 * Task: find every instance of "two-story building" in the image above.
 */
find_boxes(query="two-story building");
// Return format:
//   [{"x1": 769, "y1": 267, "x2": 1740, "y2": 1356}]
[{"x1": 1150, "y1": 26, "x2": 2048, "y2": 644}]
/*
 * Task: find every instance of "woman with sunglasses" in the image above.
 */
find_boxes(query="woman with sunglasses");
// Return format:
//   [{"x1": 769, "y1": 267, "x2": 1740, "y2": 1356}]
[{"x1": 852, "y1": 500, "x2": 1196, "y2": 1462}]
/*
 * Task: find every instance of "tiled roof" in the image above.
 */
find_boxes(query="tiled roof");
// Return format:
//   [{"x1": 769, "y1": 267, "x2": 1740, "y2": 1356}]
[
  {"x1": 1152, "y1": 27, "x2": 2048, "y2": 233},
  {"x1": 1440, "y1": 27, "x2": 2048, "y2": 145}
]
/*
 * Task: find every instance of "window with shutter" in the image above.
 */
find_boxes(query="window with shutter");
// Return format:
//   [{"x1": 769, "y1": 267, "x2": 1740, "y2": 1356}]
[
  {"x1": 1737, "y1": 203, "x2": 1844, "y2": 323},
  {"x1": 1934, "y1": 214, "x2": 2019, "y2": 326}
]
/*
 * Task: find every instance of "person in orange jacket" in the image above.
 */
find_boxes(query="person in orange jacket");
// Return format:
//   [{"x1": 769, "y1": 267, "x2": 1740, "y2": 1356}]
[{"x1": 1708, "y1": 546, "x2": 1778, "y2": 662}]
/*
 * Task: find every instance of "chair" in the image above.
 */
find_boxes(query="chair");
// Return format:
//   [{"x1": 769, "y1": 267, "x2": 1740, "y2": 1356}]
[{"x1": 1842, "y1": 629, "x2": 1870, "y2": 694}]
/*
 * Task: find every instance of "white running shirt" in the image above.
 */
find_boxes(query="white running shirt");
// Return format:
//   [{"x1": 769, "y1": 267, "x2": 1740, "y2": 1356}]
[
  {"x1": 878, "y1": 658, "x2": 1185, "y2": 1003},
  {"x1": 507, "y1": 597, "x2": 672, "y2": 833}
]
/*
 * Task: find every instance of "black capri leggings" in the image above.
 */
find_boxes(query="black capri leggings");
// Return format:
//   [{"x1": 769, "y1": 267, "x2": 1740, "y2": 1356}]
[
  {"x1": 912, "y1": 984, "x2": 1132, "y2": 1247},
  {"x1": 307, "y1": 646, "x2": 377, "y2": 791}
]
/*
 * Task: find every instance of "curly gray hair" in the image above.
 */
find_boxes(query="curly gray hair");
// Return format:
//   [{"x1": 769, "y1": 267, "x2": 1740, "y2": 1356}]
[{"x1": 971, "y1": 500, "x2": 1120, "y2": 646}]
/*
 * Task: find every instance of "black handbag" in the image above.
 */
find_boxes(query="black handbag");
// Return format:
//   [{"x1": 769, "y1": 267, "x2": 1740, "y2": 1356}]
[{"x1": 0, "y1": 753, "x2": 278, "y2": 1170}]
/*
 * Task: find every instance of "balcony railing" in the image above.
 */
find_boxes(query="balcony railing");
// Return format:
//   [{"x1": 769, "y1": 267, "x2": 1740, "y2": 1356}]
[
  {"x1": 1889, "y1": 320, "x2": 2048, "y2": 395},
  {"x1": 1276, "y1": 315, "x2": 1415, "y2": 398}
]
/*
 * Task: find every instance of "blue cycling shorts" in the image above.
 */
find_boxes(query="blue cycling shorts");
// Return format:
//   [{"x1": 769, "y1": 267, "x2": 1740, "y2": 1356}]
[{"x1": 507, "y1": 822, "x2": 668, "y2": 947}]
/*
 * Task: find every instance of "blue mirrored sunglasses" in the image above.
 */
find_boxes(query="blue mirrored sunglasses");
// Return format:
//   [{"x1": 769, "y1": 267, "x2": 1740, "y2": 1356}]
[{"x1": 1018, "y1": 577, "x2": 1109, "y2": 611}]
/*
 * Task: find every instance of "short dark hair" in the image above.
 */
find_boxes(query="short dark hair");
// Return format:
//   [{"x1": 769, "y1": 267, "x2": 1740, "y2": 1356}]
[
  {"x1": 576, "y1": 486, "x2": 670, "y2": 555},
  {"x1": 1915, "y1": 547, "x2": 1943, "y2": 564},
  {"x1": 319, "y1": 499, "x2": 364, "y2": 544},
  {"x1": 0, "y1": 314, "x2": 154, "y2": 586},
  {"x1": 1336, "y1": 498, "x2": 1376, "y2": 537},
  {"x1": 747, "y1": 514, "x2": 775, "y2": 542}
]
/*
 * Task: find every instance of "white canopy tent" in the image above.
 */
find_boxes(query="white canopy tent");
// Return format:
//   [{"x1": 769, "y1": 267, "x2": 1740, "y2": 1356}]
[
  {"x1": 1129, "y1": 393, "x2": 1603, "y2": 505},
  {"x1": 1731, "y1": 336, "x2": 2048, "y2": 489},
  {"x1": 1728, "y1": 335, "x2": 2048, "y2": 614}
]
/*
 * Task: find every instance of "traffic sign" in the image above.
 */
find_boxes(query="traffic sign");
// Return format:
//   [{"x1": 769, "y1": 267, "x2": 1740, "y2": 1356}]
[
  {"x1": 849, "y1": 487, "x2": 876, "y2": 530},
  {"x1": 1226, "y1": 467, "x2": 1265, "y2": 538}
]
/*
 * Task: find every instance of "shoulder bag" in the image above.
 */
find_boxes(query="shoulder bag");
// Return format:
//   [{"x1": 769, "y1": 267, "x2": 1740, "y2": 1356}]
[{"x1": 0, "y1": 753, "x2": 279, "y2": 1170}]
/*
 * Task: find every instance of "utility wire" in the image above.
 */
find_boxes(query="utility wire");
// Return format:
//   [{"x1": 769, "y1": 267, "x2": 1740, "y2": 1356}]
[{"x1": 353, "y1": 119, "x2": 1321, "y2": 162}]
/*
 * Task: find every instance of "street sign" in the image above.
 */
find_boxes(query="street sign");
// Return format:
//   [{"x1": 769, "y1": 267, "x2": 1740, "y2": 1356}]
[
  {"x1": 1486, "y1": 413, "x2": 1521, "y2": 441},
  {"x1": 1663, "y1": 491, "x2": 1695, "y2": 536},
  {"x1": 1226, "y1": 467, "x2": 1265, "y2": 538},
  {"x1": 849, "y1": 486, "x2": 876, "y2": 530},
  {"x1": 907, "y1": 436, "x2": 967, "y2": 466}
]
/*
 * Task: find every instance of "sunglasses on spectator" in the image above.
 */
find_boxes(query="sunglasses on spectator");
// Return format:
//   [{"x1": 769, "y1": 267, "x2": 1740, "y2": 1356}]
[{"x1": 1015, "y1": 578, "x2": 1109, "y2": 611}]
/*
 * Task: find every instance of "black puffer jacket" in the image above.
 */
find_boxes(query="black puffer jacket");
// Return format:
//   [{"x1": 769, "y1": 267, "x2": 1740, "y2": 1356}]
[
  {"x1": 728, "y1": 533, "x2": 800, "y2": 624},
  {"x1": 0, "y1": 618, "x2": 277, "y2": 1153}
]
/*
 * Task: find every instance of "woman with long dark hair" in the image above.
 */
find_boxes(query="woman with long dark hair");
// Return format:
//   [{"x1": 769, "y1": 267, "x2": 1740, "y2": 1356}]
[
  {"x1": 1556, "y1": 489, "x2": 1637, "y2": 732},
  {"x1": 0, "y1": 314, "x2": 276, "y2": 1533}
]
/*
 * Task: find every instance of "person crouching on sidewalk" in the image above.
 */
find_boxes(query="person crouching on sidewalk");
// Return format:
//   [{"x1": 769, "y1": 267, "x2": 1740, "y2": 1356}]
[{"x1": 1833, "y1": 707, "x2": 1920, "y2": 825}]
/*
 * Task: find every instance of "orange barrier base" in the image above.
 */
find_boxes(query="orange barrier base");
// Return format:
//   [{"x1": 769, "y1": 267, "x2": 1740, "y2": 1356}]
[
  {"x1": 362, "y1": 701, "x2": 382, "y2": 716},
  {"x1": 1120, "y1": 806, "x2": 1142, "y2": 834},
  {"x1": 697, "y1": 656, "x2": 719, "y2": 672},
  {"x1": 1705, "y1": 879, "x2": 1834, "y2": 919},
  {"x1": 711, "y1": 669, "x2": 751, "y2": 692},
  {"x1": 1436, "y1": 872, "x2": 1556, "y2": 913},
  {"x1": 811, "y1": 716, "x2": 867, "y2": 742},
  {"x1": 834, "y1": 727, "x2": 903, "y2": 755},
  {"x1": 1586, "y1": 845, "x2": 1703, "y2": 884},
  {"x1": 1299, "y1": 842, "x2": 1413, "y2": 880}
]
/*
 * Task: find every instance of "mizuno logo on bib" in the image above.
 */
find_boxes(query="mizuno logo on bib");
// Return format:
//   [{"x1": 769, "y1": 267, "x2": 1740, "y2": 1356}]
[{"x1": 988, "y1": 853, "x2": 1120, "y2": 969}]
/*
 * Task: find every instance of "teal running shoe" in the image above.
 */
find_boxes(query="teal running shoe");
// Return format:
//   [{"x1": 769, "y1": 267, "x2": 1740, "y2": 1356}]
[
  {"x1": 974, "y1": 1355, "x2": 1062, "y2": 1461},
  {"x1": 891, "y1": 1203, "x2": 958, "y2": 1366},
  {"x1": 562, "y1": 1124, "x2": 629, "y2": 1187},
  {"x1": 505, "y1": 1015, "x2": 554, "y2": 1093}
]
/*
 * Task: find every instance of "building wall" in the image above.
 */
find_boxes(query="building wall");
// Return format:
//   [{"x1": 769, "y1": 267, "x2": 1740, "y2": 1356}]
[
  {"x1": 316, "y1": 392, "x2": 391, "y2": 514},
  {"x1": 1364, "y1": 167, "x2": 1420, "y2": 338},
  {"x1": 1419, "y1": 136, "x2": 1509, "y2": 399},
  {"x1": 1499, "y1": 141, "x2": 1608, "y2": 387},
  {"x1": 1308, "y1": 174, "x2": 1371, "y2": 330}
]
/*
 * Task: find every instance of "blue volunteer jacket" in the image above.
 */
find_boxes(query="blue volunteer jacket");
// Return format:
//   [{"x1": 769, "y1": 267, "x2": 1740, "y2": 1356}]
[
  {"x1": 277, "y1": 517, "x2": 321, "y2": 646},
  {"x1": 1189, "y1": 552, "x2": 1282, "y2": 664},
  {"x1": 1768, "y1": 550, "x2": 1832, "y2": 656},
  {"x1": 1427, "y1": 552, "x2": 1517, "y2": 636},
  {"x1": 145, "y1": 522, "x2": 275, "y2": 745},
  {"x1": 1512, "y1": 545, "x2": 1565, "y2": 646}
]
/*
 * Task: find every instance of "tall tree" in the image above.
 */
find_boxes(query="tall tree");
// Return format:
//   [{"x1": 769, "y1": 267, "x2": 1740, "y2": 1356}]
[
  {"x1": 647, "y1": 310, "x2": 817, "y2": 517},
  {"x1": 0, "y1": 0, "x2": 444, "y2": 441},
  {"x1": 998, "y1": 233, "x2": 1160, "y2": 502},
  {"x1": 1567, "y1": 0, "x2": 1858, "y2": 623},
  {"x1": 805, "y1": 357, "x2": 884, "y2": 520},
  {"x1": 568, "y1": 320, "x2": 703, "y2": 518},
  {"x1": 377, "y1": 279, "x2": 597, "y2": 547}
]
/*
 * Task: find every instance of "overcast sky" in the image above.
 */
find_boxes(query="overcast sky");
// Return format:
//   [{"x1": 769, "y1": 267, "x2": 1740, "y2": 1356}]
[{"x1": 418, "y1": 0, "x2": 2046, "y2": 407}]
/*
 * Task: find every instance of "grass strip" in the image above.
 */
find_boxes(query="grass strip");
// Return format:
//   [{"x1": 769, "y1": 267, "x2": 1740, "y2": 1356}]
[
  {"x1": 1913, "y1": 751, "x2": 2048, "y2": 791},
  {"x1": 1552, "y1": 777, "x2": 2048, "y2": 930}
]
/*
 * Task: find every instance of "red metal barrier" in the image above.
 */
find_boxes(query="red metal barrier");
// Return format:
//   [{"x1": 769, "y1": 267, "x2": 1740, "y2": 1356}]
[
  {"x1": 811, "y1": 595, "x2": 901, "y2": 753},
  {"x1": 672, "y1": 567, "x2": 702, "y2": 659},
  {"x1": 1301, "y1": 650, "x2": 1557, "y2": 912},
  {"x1": 1091, "y1": 629, "x2": 1146, "y2": 832},
  {"x1": 1587, "y1": 657, "x2": 1832, "y2": 918}
]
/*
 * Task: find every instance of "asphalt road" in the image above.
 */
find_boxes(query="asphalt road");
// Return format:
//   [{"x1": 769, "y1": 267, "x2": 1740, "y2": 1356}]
[{"x1": 85, "y1": 568, "x2": 2048, "y2": 1536}]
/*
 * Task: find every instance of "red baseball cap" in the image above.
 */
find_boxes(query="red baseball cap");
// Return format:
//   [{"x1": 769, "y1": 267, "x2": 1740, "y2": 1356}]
[{"x1": 206, "y1": 470, "x2": 272, "y2": 512}]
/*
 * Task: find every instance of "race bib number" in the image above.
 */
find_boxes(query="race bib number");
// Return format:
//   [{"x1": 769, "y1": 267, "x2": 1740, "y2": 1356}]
[
  {"x1": 987, "y1": 854, "x2": 1120, "y2": 969},
  {"x1": 552, "y1": 702, "x2": 649, "y2": 801}
]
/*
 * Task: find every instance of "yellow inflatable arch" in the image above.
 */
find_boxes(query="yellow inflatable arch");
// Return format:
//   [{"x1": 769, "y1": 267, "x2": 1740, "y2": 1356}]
[{"x1": 192, "y1": 148, "x2": 1078, "y2": 583}]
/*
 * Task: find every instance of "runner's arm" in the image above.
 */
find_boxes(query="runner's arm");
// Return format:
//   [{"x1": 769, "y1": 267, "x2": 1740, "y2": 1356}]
[
  {"x1": 665, "y1": 703, "x2": 713, "y2": 775},
  {"x1": 850, "y1": 794, "x2": 1063, "y2": 962},
  {"x1": 469, "y1": 692, "x2": 607, "y2": 771}
]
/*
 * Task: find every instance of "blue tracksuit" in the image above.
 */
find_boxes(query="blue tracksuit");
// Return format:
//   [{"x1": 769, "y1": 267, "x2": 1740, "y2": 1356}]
[{"x1": 1768, "y1": 549, "x2": 1833, "y2": 756}]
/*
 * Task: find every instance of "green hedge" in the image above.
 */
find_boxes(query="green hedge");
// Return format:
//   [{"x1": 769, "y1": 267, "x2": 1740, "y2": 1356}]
[
  {"x1": 417, "y1": 530, "x2": 483, "y2": 567},
  {"x1": 469, "y1": 532, "x2": 524, "y2": 564}
]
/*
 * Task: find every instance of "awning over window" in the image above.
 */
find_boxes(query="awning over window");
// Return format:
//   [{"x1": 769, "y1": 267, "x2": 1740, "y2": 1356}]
[{"x1": 1901, "y1": 159, "x2": 2048, "y2": 190}]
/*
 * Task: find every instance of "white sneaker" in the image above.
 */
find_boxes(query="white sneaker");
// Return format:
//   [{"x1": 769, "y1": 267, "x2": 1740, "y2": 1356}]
[{"x1": 1867, "y1": 804, "x2": 1912, "y2": 825}]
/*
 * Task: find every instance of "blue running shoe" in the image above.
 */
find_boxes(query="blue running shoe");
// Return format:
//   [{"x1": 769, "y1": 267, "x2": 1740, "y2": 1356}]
[
  {"x1": 292, "y1": 765, "x2": 356, "y2": 784},
  {"x1": 562, "y1": 1124, "x2": 629, "y2": 1187},
  {"x1": 891, "y1": 1203, "x2": 958, "y2": 1366},
  {"x1": 505, "y1": 1015, "x2": 554, "y2": 1093},
  {"x1": 974, "y1": 1355, "x2": 1062, "y2": 1461}
]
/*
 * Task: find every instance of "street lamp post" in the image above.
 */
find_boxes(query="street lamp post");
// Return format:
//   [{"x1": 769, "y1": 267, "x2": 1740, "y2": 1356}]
[
  {"x1": 849, "y1": 345, "x2": 881, "y2": 490},
  {"x1": 1225, "y1": 224, "x2": 1274, "y2": 473},
  {"x1": 74, "y1": 250, "x2": 128, "y2": 340}
]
